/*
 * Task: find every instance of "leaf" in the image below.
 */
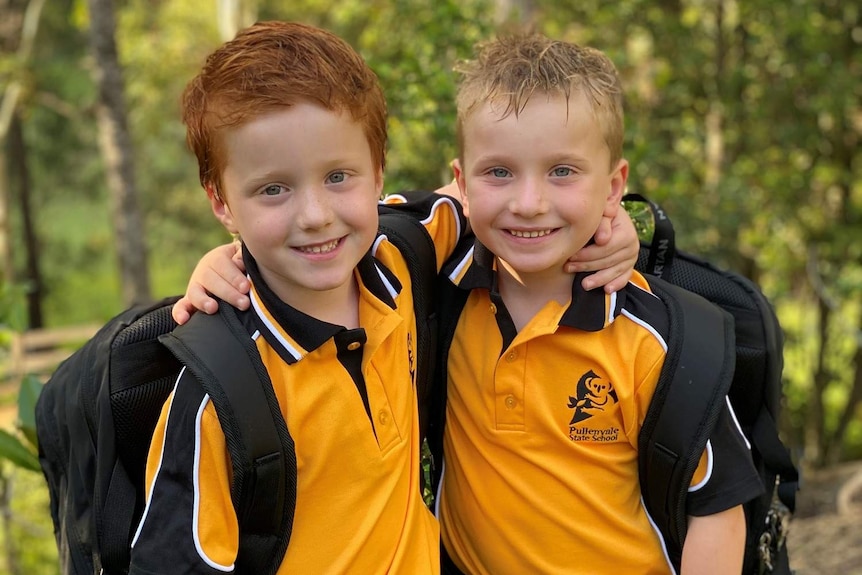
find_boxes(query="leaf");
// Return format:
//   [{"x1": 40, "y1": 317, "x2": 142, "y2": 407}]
[
  {"x1": 18, "y1": 374, "x2": 43, "y2": 449},
  {"x1": 0, "y1": 429, "x2": 40, "y2": 472}
]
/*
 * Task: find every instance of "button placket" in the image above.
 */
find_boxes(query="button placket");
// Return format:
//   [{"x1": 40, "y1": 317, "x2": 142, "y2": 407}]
[{"x1": 495, "y1": 345, "x2": 525, "y2": 429}]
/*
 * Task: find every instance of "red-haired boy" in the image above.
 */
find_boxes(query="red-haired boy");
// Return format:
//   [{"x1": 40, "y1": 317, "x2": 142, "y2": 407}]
[{"x1": 129, "y1": 21, "x2": 461, "y2": 574}]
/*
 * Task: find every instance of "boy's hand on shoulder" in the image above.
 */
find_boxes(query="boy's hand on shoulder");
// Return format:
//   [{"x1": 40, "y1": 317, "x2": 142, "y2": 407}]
[
  {"x1": 434, "y1": 179, "x2": 462, "y2": 201},
  {"x1": 565, "y1": 208, "x2": 639, "y2": 293},
  {"x1": 172, "y1": 243, "x2": 251, "y2": 325}
]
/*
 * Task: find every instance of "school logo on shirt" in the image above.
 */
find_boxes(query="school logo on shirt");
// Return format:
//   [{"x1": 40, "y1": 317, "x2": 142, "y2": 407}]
[{"x1": 567, "y1": 369, "x2": 620, "y2": 442}]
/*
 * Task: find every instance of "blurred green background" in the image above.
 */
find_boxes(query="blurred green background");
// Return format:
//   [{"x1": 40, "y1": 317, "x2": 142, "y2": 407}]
[{"x1": 0, "y1": 0, "x2": 860, "y2": 573}]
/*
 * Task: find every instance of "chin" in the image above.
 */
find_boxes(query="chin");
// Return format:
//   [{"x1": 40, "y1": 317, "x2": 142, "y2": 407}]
[{"x1": 302, "y1": 271, "x2": 356, "y2": 291}]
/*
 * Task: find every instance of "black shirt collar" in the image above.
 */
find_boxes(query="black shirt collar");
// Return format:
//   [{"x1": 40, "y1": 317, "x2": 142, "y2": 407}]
[
  {"x1": 241, "y1": 242, "x2": 402, "y2": 356},
  {"x1": 447, "y1": 239, "x2": 625, "y2": 332}
]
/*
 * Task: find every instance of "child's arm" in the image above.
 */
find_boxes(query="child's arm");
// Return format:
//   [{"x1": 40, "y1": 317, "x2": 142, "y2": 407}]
[
  {"x1": 172, "y1": 243, "x2": 249, "y2": 324},
  {"x1": 681, "y1": 505, "x2": 746, "y2": 574},
  {"x1": 172, "y1": 198, "x2": 640, "y2": 324}
]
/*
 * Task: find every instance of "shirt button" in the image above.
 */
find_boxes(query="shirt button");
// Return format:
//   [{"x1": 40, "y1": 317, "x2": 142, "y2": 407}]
[
  {"x1": 378, "y1": 409, "x2": 389, "y2": 425},
  {"x1": 506, "y1": 351, "x2": 517, "y2": 362},
  {"x1": 490, "y1": 303, "x2": 498, "y2": 314},
  {"x1": 505, "y1": 395, "x2": 517, "y2": 409},
  {"x1": 347, "y1": 341, "x2": 361, "y2": 351}
]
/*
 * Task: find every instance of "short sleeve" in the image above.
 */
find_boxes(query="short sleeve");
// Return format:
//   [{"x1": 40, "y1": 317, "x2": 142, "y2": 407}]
[{"x1": 686, "y1": 397, "x2": 765, "y2": 517}]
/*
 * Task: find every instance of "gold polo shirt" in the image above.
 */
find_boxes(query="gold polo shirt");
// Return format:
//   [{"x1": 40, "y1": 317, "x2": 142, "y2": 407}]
[
  {"x1": 132, "y1": 192, "x2": 465, "y2": 575},
  {"x1": 438, "y1": 242, "x2": 760, "y2": 575}
]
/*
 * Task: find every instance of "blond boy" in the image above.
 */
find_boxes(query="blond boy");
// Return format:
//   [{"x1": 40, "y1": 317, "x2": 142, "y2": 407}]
[{"x1": 433, "y1": 34, "x2": 762, "y2": 575}]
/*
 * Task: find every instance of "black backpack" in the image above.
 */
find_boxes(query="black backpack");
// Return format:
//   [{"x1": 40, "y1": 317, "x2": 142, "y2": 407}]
[
  {"x1": 35, "y1": 211, "x2": 438, "y2": 575},
  {"x1": 427, "y1": 194, "x2": 799, "y2": 575},
  {"x1": 624, "y1": 193, "x2": 799, "y2": 574}
]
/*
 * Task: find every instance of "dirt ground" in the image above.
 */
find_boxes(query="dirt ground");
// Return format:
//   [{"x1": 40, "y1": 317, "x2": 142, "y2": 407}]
[{"x1": 787, "y1": 460, "x2": 862, "y2": 575}]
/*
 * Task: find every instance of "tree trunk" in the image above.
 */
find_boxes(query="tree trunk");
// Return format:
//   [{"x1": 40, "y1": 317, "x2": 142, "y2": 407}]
[
  {"x1": 0, "y1": 142, "x2": 10, "y2": 286},
  {"x1": 217, "y1": 0, "x2": 257, "y2": 42},
  {"x1": 806, "y1": 292, "x2": 831, "y2": 466},
  {"x1": 86, "y1": 0, "x2": 151, "y2": 306},
  {"x1": 493, "y1": 0, "x2": 536, "y2": 24},
  {"x1": 0, "y1": 0, "x2": 46, "y2": 287},
  {"x1": 8, "y1": 111, "x2": 43, "y2": 328},
  {"x1": 703, "y1": 0, "x2": 725, "y2": 195}
]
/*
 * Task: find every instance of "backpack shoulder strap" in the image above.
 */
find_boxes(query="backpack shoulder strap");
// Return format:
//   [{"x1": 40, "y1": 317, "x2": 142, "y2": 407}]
[
  {"x1": 377, "y1": 208, "x2": 439, "y2": 438},
  {"x1": 638, "y1": 277, "x2": 736, "y2": 570},
  {"x1": 160, "y1": 300, "x2": 296, "y2": 575},
  {"x1": 428, "y1": 271, "x2": 470, "y2": 500}
]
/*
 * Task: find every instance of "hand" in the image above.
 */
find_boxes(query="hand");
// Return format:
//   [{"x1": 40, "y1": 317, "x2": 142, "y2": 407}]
[
  {"x1": 564, "y1": 208, "x2": 639, "y2": 293},
  {"x1": 435, "y1": 179, "x2": 462, "y2": 200},
  {"x1": 171, "y1": 242, "x2": 251, "y2": 325}
]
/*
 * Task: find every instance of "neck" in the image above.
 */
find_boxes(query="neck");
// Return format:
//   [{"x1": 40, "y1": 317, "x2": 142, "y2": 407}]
[
  {"x1": 265, "y1": 273, "x2": 361, "y2": 329},
  {"x1": 496, "y1": 260, "x2": 572, "y2": 331},
  {"x1": 242, "y1": 245, "x2": 361, "y2": 329}
]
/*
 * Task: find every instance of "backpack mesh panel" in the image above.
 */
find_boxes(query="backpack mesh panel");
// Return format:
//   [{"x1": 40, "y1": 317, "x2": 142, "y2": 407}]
[
  {"x1": 109, "y1": 305, "x2": 180, "y2": 492},
  {"x1": 112, "y1": 305, "x2": 178, "y2": 348},
  {"x1": 638, "y1": 252, "x2": 767, "y2": 424}
]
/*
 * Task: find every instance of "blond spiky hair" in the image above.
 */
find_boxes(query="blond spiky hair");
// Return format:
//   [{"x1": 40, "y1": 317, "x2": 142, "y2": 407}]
[{"x1": 455, "y1": 33, "x2": 624, "y2": 168}]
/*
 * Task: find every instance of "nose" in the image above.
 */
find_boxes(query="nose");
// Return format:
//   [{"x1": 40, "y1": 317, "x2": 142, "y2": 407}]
[
  {"x1": 295, "y1": 186, "x2": 335, "y2": 230},
  {"x1": 508, "y1": 177, "x2": 548, "y2": 217}
]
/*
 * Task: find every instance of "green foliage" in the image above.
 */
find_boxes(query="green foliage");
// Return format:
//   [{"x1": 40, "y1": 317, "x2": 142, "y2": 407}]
[
  {"x1": 0, "y1": 430, "x2": 39, "y2": 473},
  {"x1": 0, "y1": 0, "x2": 857, "y2": 570},
  {"x1": 7, "y1": 0, "x2": 862, "y2": 465},
  {"x1": 17, "y1": 375, "x2": 41, "y2": 449},
  {"x1": 622, "y1": 200, "x2": 655, "y2": 242},
  {"x1": 0, "y1": 465, "x2": 59, "y2": 575},
  {"x1": 0, "y1": 282, "x2": 28, "y2": 336},
  {"x1": 0, "y1": 377, "x2": 40, "y2": 475}
]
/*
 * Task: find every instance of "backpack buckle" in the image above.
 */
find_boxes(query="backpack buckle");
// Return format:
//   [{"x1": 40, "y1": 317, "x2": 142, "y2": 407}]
[{"x1": 757, "y1": 500, "x2": 791, "y2": 573}]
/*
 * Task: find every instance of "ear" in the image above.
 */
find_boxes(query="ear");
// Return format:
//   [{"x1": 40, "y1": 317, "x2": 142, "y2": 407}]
[
  {"x1": 452, "y1": 158, "x2": 469, "y2": 218},
  {"x1": 375, "y1": 167, "x2": 385, "y2": 198},
  {"x1": 208, "y1": 186, "x2": 238, "y2": 234},
  {"x1": 604, "y1": 159, "x2": 629, "y2": 218}
]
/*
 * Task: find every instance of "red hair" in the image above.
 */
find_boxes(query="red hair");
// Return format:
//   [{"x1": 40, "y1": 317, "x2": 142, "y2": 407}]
[{"x1": 183, "y1": 21, "x2": 387, "y2": 199}]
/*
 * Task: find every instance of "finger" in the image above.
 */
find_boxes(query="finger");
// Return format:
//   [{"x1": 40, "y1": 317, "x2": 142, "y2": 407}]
[
  {"x1": 185, "y1": 280, "x2": 220, "y2": 313},
  {"x1": 580, "y1": 261, "x2": 634, "y2": 292},
  {"x1": 231, "y1": 247, "x2": 247, "y2": 272},
  {"x1": 194, "y1": 268, "x2": 248, "y2": 307},
  {"x1": 566, "y1": 243, "x2": 616, "y2": 267},
  {"x1": 171, "y1": 298, "x2": 193, "y2": 325},
  {"x1": 592, "y1": 217, "x2": 612, "y2": 246}
]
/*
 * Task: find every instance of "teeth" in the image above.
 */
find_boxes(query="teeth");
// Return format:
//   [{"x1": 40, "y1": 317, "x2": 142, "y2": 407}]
[
  {"x1": 509, "y1": 229, "x2": 552, "y2": 238},
  {"x1": 298, "y1": 239, "x2": 339, "y2": 254}
]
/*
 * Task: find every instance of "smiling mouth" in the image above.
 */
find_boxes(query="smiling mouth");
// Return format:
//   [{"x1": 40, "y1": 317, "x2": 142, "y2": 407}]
[
  {"x1": 296, "y1": 238, "x2": 341, "y2": 254},
  {"x1": 507, "y1": 229, "x2": 554, "y2": 238}
]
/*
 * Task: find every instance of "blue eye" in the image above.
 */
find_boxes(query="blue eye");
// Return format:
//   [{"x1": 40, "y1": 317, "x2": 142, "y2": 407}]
[
  {"x1": 328, "y1": 171, "x2": 347, "y2": 184},
  {"x1": 552, "y1": 167, "x2": 574, "y2": 177},
  {"x1": 262, "y1": 184, "x2": 284, "y2": 196},
  {"x1": 490, "y1": 168, "x2": 510, "y2": 178}
]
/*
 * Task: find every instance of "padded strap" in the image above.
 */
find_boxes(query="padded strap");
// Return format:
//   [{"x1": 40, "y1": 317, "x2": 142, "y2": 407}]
[
  {"x1": 639, "y1": 279, "x2": 736, "y2": 569},
  {"x1": 428, "y1": 278, "x2": 470, "y2": 495},
  {"x1": 161, "y1": 302, "x2": 296, "y2": 575},
  {"x1": 752, "y1": 408, "x2": 800, "y2": 512},
  {"x1": 377, "y1": 209, "x2": 439, "y2": 438},
  {"x1": 99, "y1": 459, "x2": 137, "y2": 573}
]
